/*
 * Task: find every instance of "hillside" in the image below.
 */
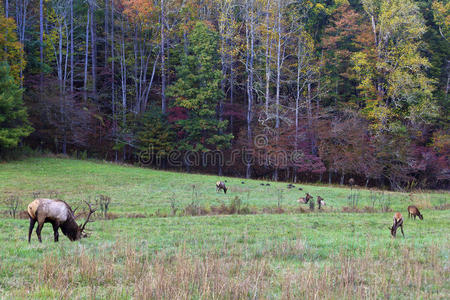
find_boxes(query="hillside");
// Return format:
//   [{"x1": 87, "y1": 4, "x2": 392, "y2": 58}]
[{"x1": 0, "y1": 158, "x2": 448, "y2": 298}]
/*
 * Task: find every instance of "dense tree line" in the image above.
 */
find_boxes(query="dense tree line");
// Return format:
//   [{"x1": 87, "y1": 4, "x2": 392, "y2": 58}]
[{"x1": 0, "y1": 0, "x2": 448, "y2": 189}]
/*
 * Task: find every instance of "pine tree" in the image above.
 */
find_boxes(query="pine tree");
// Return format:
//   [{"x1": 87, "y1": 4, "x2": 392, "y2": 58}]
[
  {"x1": 167, "y1": 21, "x2": 232, "y2": 152},
  {"x1": 0, "y1": 62, "x2": 33, "y2": 150}
]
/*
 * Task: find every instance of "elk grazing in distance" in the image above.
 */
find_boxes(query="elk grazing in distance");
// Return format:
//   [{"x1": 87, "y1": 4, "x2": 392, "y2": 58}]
[
  {"x1": 216, "y1": 181, "x2": 228, "y2": 194},
  {"x1": 390, "y1": 212, "x2": 405, "y2": 238},
  {"x1": 298, "y1": 193, "x2": 313, "y2": 204},
  {"x1": 407, "y1": 205, "x2": 423, "y2": 220},
  {"x1": 349, "y1": 178, "x2": 355, "y2": 189},
  {"x1": 317, "y1": 196, "x2": 325, "y2": 209},
  {"x1": 27, "y1": 198, "x2": 96, "y2": 243}
]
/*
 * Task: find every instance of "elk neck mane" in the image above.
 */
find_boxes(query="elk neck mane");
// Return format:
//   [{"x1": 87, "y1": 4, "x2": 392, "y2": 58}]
[{"x1": 59, "y1": 213, "x2": 79, "y2": 241}]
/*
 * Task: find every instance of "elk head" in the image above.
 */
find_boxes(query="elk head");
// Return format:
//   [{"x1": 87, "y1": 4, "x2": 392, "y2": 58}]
[{"x1": 75, "y1": 201, "x2": 96, "y2": 240}]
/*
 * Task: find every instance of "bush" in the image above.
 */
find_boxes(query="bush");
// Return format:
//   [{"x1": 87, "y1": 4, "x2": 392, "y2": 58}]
[
  {"x1": 96, "y1": 195, "x2": 112, "y2": 219},
  {"x1": 3, "y1": 194, "x2": 21, "y2": 218}
]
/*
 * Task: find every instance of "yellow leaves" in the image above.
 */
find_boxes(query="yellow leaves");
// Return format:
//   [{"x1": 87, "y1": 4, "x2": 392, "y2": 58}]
[
  {"x1": 432, "y1": 0, "x2": 450, "y2": 40},
  {"x1": 378, "y1": 0, "x2": 426, "y2": 43},
  {"x1": 0, "y1": 15, "x2": 26, "y2": 85},
  {"x1": 432, "y1": 131, "x2": 450, "y2": 153},
  {"x1": 315, "y1": 3, "x2": 325, "y2": 11},
  {"x1": 407, "y1": 99, "x2": 439, "y2": 125},
  {"x1": 363, "y1": 100, "x2": 391, "y2": 132}
]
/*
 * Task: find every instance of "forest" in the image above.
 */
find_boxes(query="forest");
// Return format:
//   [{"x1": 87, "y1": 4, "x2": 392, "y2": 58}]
[{"x1": 0, "y1": 0, "x2": 449, "y2": 189}]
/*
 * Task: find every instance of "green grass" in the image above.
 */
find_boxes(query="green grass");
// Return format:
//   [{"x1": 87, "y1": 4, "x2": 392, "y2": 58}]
[
  {"x1": 0, "y1": 157, "x2": 447, "y2": 214},
  {"x1": 0, "y1": 157, "x2": 449, "y2": 299}
]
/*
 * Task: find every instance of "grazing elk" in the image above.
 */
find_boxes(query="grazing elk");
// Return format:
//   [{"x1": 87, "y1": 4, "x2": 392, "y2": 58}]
[
  {"x1": 298, "y1": 193, "x2": 313, "y2": 204},
  {"x1": 390, "y1": 212, "x2": 405, "y2": 238},
  {"x1": 27, "y1": 198, "x2": 96, "y2": 243},
  {"x1": 407, "y1": 205, "x2": 423, "y2": 220},
  {"x1": 317, "y1": 196, "x2": 325, "y2": 209},
  {"x1": 349, "y1": 178, "x2": 355, "y2": 189},
  {"x1": 216, "y1": 181, "x2": 228, "y2": 194}
]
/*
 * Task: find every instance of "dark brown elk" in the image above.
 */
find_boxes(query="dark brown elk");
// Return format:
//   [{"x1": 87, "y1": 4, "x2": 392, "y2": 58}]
[
  {"x1": 298, "y1": 193, "x2": 313, "y2": 204},
  {"x1": 349, "y1": 178, "x2": 355, "y2": 189},
  {"x1": 216, "y1": 181, "x2": 228, "y2": 194},
  {"x1": 317, "y1": 196, "x2": 325, "y2": 209},
  {"x1": 27, "y1": 198, "x2": 96, "y2": 243},
  {"x1": 407, "y1": 205, "x2": 423, "y2": 220},
  {"x1": 390, "y1": 212, "x2": 404, "y2": 238}
]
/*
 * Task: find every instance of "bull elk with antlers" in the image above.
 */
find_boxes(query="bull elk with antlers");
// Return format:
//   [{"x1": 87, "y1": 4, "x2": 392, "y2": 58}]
[{"x1": 27, "y1": 198, "x2": 96, "y2": 243}]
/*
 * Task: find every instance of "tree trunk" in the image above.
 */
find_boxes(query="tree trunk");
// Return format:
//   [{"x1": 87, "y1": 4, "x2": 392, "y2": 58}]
[
  {"x1": 120, "y1": 16, "x2": 127, "y2": 127},
  {"x1": 70, "y1": 0, "x2": 74, "y2": 94},
  {"x1": 111, "y1": 0, "x2": 117, "y2": 161},
  {"x1": 273, "y1": 0, "x2": 282, "y2": 181},
  {"x1": 90, "y1": 1, "x2": 97, "y2": 101},
  {"x1": 104, "y1": 0, "x2": 109, "y2": 65},
  {"x1": 245, "y1": 0, "x2": 255, "y2": 179},
  {"x1": 160, "y1": 0, "x2": 166, "y2": 113},
  {"x1": 83, "y1": 10, "x2": 90, "y2": 102},
  {"x1": 264, "y1": 0, "x2": 271, "y2": 115},
  {"x1": 39, "y1": 0, "x2": 44, "y2": 100}
]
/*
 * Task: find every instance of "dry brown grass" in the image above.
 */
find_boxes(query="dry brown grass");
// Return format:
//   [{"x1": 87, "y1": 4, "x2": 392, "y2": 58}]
[{"x1": 11, "y1": 241, "x2": 447, "y2": 299}]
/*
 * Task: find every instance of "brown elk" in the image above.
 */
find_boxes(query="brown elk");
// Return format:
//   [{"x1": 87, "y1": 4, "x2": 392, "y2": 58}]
[
  {"x1": 216, "y1": 181, "x2": 228, "y2": 194},
  {"x1": 317, "y1": 196, "x2": 325, "y2": 209},
  {"x1": 298, "y1": 193, "x2": 313, "y2": 204},
  {"x1": 349, "y1": 178, "x2": 355, "y2": 189},
  {"x1": 390, "y1": 212, "x2": 405, "y2": 238},
  {"x1": 27, "y1": 198, "x2": 96, "y2": 243},
  {"x1": 407, "y1": 205, "x2": 423, "y2": 220}
]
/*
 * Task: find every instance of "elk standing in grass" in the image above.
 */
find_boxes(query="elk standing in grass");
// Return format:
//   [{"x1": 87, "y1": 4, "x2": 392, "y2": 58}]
[
  {"x1": 298, "y1": 193, "x2": 313, "y2": 204},
  {"x1": 390, "y1": 212, "x2": 404, "y2": 238},
  {"x1": 349, "y1": 178, "x2": 355, "y2": 190},
  {"x1": 27, "y1": 198, "x2": 96, "y2": 243},
  {"x1": 216, "y1": 181, "x2": 228, "y2": 194},
  {"x1": 407, "y1": 205, "x2": 423, "y2": 220},
  {"x1": 317, "y1": 196, "x2": 325, "y2": 209}
]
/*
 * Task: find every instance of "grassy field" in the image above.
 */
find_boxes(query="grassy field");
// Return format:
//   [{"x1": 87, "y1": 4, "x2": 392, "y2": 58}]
[{"x1": 0, "y1": 157, "x2": 449, "y2": 299}]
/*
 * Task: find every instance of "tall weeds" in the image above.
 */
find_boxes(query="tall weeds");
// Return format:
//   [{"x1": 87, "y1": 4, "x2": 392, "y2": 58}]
[{"x1": 16, "y1": 241, "x2": 448, "y2": 299}]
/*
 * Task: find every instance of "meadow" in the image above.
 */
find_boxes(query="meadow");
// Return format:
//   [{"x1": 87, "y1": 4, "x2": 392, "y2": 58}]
[{"x1": 0, "y1": 157, "x2": 449, "y2": 299}]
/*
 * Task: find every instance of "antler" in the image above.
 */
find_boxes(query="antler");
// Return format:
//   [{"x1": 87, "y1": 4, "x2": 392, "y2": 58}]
[
  {"x1": 72, "y1": 205, "x2": 79, "y2": 217},
  {"x1": 80, "y1": 201, "x2": 96, "y2": 232}
]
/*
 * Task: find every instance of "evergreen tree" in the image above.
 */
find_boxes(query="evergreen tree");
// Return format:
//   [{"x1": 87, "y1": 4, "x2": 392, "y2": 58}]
[
  {"x1": 0, "y1": 62, "x2": 33, "y2": 150},
  {"x1": 135, "y1": 106, "x2": 176, "y2": 164},
  {"x1": 167, "y1": 21, "x2": 232, "y2": 152}
]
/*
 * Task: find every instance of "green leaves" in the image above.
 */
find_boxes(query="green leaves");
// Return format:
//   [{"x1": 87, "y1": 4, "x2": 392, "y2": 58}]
[
  {"x1": 0, "y1": 62, "x2": 33, "y2": 150},
  {"x1": 167, "y1": 21, "x2": 232, "y2": 151}
]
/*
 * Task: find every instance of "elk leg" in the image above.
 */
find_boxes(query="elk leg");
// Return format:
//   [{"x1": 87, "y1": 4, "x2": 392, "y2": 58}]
[
  {"x1": 51, "y1": 221, "x2": 60, "y2": 242},
  {"x1": 28, "y1": 218, "x2": 36, "y2": 243},
  {"x1": 36, "y1": 222, "x2": 44, "y2": 243}
]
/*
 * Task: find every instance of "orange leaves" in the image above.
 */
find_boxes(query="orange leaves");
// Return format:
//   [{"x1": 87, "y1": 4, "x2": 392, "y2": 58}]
[{"x1": 121, "y1": 0, "x2": 155, "y2": 23}]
